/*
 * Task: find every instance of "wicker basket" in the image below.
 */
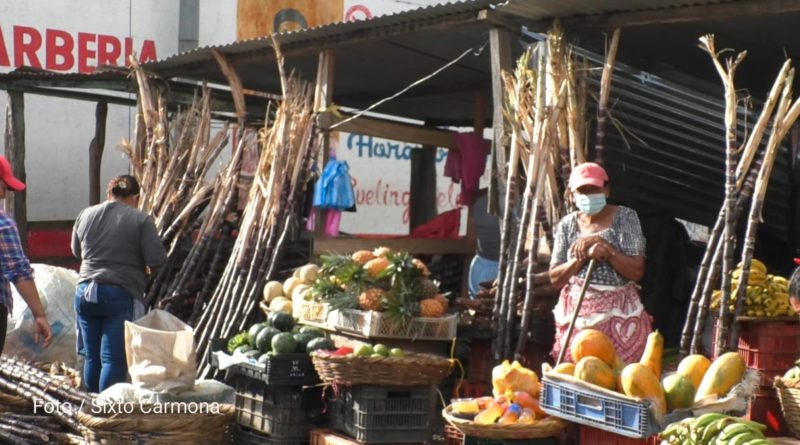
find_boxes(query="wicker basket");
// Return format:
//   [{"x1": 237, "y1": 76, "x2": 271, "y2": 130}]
[
  {"x1": 310, "y1": 351, "x2": 453, "y2": 386},
  {"x1": 442, "y1": 406, "x2": 568, "y2": 440},
  {"x1": 775, "y1": 377, "x2": 800, "y2": 439},
  {"x1": 77, "y1": 403, "x2": 235, "y2": 445}
]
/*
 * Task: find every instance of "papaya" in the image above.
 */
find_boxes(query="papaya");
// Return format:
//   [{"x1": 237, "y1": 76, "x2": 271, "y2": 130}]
[
  {"x1": 620, "y1": 363, "x2": 667, "y2": 420},
  {"x1": 694, "y1": 352, "x2": 745, "y2": 402},
  {"x1": 639, "y1": 330, "x2": 664, "y2": 379},
  {"x1": 612, "y1": 352, "x2": 626, "y2": 393},
  {"x1": 571, "y1": 329, "x2": 616, "y2": 366},
  {"x1": 662, "y1": 373, "x2": 695, "y2": 411},
  {"x1": 574, "y1": 357, "x2": 616, "y2": 390},
  {"x1": 676, "y1": 354, "x2": 711, "y2": 390},
  {"x1": 552, "y1": 362, "x2": 576, "y2": 376}
]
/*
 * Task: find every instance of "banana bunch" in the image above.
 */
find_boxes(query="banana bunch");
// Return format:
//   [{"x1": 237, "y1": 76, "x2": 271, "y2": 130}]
[
  {"x1": 709, "y1": 260, "x2": 796, "y2": 318},
  {"x1": 660, "y1": 413, "x2": 773, "y2": 445}
]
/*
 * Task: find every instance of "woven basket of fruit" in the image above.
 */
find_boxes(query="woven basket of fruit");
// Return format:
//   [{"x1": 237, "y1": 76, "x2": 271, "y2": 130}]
[
  {"x1": 310, "y1": 348, "x2": 453, "y2": 386},
  {"x1": 442, "y1": 406, "x2": 567, "y2": 440},
  {"x1": 775, "y1": 376, "x2": 800, "y2": 438}
]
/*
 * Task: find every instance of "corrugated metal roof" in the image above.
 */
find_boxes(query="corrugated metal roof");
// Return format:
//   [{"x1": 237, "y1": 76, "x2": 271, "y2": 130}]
[{"x1": 496, "y1": 0, "x2": 736, "y2": 19}]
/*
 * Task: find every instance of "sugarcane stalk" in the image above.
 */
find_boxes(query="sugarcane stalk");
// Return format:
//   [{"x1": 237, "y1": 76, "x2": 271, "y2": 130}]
[
  {"x1": 0, "y1": 423, "x2": 50, "y2": 443},
  {"x1": 0, "y1": 430, "x2": 32, "y2": 445},
  {"x1": 698, "y1": 35, "x2": 747, "y2": 357},
  {"x1": 594, "y1": 28, "x2": 620, "y2": 165}
]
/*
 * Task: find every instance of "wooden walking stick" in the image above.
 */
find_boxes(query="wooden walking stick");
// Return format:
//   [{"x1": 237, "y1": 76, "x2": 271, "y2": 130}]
[{"x1": 556, "y1": 259, "x2": 597, "y2": 365}]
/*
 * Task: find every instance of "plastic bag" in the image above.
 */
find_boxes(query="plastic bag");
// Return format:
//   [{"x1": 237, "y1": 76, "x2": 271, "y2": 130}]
[
  {"x1": 492, "y1": 360, "x2": 541, "y2": 398},
  {"x1": 313, "y1": 159, "x2": 354, "y2": 209},
  {"x1": 95, "y1": 380, "x2": 234, "y2": 406},
  {"x1": 4, "y1": 264, "x2": 79, "y2": 366},
  {"x1": 124, "y1": 309, "x2": 196, "y2": 393}
]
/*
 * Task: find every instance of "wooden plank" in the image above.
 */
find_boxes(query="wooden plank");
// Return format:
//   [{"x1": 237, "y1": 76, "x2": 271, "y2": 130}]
[
  {"x1": 89, "y1": 102, "x2": 108, "y2": 205},
  {"x1": 318, "y1": 111, "x2": 457, "y2": 149},
  {"x1": 313, "y1": 237, "x2": 475, "y2": 256},
  {"x1": 313, "y1": 50, "x2": 335, "y2": 239},
  {"x1": 4, "y1": 91, "x2": 26, "y2": 253},
  {"x1": 572, "y1": 0, "x2": 800, "y2": 28},
  {"x1": 489, "y1": 27, "x2": 511, "y2": 215}
]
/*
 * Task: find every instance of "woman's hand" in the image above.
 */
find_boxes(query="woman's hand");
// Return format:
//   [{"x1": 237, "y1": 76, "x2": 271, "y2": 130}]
[
  {"x1": 587, "y1": 242, "x2": 613, "y2": 261},
  {"x1": 570, "y1": 235, "x2": 602, "y2": 262}
]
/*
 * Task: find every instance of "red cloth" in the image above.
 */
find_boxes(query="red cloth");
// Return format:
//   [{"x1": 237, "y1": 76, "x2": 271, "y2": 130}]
[
  {"x1": 410, "y1": 208, "x2": 461, "y2": 239},
  {"x1": 445, "y1": 132, "x2": 488, "y2": 206}
]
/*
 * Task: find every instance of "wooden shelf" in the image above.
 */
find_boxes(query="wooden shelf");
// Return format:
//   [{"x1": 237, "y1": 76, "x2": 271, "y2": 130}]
[{"x1": 313, "y1": 236, "x2": 475, "y2": 256}]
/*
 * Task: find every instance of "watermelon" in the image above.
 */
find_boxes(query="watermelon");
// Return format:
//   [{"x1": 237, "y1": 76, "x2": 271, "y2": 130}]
[
  {"x1": 269, "y1": 312, "x2": 295, "y2": 332},
  {"x1": 307, "y1": 338, "x2": 336, "y2": 353},
  {"x1": 255, "y1": 327, "x2": 281, "y2": 353},
  {"x1": 293, "y1": 333, "x2": 315, "y2": 353},
  {"x1": 271, "y1": 333, "x2": 298, "y2": 354},
  {"x1": 299, "y1": 326, "x2": 325, "y2": 339},
  {"x1": 247, "y1": 323, "x2": 267, "y2": 347}
]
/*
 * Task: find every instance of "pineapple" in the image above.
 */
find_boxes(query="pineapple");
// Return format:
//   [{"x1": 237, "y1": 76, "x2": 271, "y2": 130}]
[
  {"x1": 434, "y1": 294, "x2": 449, "y2": 311},
  {"x1": 420, "y1": 298, "x2": 445, "y2": 318},
  {"x1": 419, "y1": 278, "x2": 439, "y2": 299},
  {"x1": 358, "y1": 288, "x2": 385, "y2": 311},
  {"x1": 365, "y1": 257, "x2": 390, "y2": 279},
  {"x1": 373, "y1": 246, "x2": 392, "y2": 258},
  {"x1": 412, "y1": 258, "x2": 431, "y2": 277},
  {"x1": 351, "y1": 250, "x2": 376, "y2": 265}
]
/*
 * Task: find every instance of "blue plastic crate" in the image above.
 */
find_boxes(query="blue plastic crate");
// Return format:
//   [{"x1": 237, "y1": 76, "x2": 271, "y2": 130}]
[{"x1": 539, "y1": 375, "x2": 658, "y2": 439}]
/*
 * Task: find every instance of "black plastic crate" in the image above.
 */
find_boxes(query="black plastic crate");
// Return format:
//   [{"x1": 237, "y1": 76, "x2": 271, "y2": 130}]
[
  {"x1": 234, "y1": 425, "x2": 308, "y2": 445},
  {"x1": 327, "y1": 385, "x2": 435, "y2": 444},
  {"x1": 233, "y1": 374, "x2": 320, "y2": 438},
  {"x1": 211, "y1": 338, "x2": 319, "y2": 385}
]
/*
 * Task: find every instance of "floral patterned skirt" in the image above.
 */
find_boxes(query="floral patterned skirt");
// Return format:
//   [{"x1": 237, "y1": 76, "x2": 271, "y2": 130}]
[{"x1": 550, "y1": 276, "x2": 653, "y2": 364}]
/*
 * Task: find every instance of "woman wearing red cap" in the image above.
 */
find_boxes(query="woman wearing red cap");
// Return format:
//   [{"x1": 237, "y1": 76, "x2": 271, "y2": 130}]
[
  {"x1": 549, "y1": 162, "x2": 652, "y2": 364},
  {"x1": 0, "y1": 155, "x2": 52, "y2": 355}
]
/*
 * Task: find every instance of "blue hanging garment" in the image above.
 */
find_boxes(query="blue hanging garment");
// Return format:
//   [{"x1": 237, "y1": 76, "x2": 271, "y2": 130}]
[{"x1": 312, "y1": 159, "x2": 355, "y2": 210}]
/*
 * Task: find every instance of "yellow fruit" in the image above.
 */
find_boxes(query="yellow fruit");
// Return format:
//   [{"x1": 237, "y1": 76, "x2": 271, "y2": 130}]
[
  {"x1": 695, "y1": 352, "x2": 745, "y2": 402},
  {"x1": 612, "y1": 352, "x2": 626, "y2": 393},
  {"x1": 351, "y1": 250, "x2": 376, "y2": 265},
  {"x1": 364, "y1": 257, "x2": 390, "y2": 278},
  {"x1": 434, "y1": 294, "x2": 449, "y2": 311},
  {"x1": 270, "y1": 297, "x2": 292, "y2": 314},
  {"x1": 358, "y1": 288, "x2": 385, "y2": 311},
  {"x1": 662, "y1": 373, "x2": 696, "y2": 411},
  {"x1": 420, "y1": 298, "x2": 445, "y2": 317},
  {"x1": 639, "y1": 330, "x2": 664, "y2": 379},
  {"x1": 677, "y1": 354, "x2": 711, "y2": 390},
  {"x1": 552, "y1": 362, "x2": 575, "y2": 376},
  {"x1": 263, "y1": 281, "x2": 284, "y2": 303},
  {"x1": 412, "y1": 258, "x2": 431, "y2": 276},
  {"x1": 570, "y1": 329, "x2": 616, "y2": 366},
  {"x1": 574, "y1": 357, "x2": 616, "y2": 390},
  {"x1": 283, "y1": 277, "x2": 303, "y2": 296},
  {"x1": 620, "y1": 363, "x2": 667, "y2": 420},
  {"x1": 297, "y1": 264, "x2": 319, "y2": 283}
]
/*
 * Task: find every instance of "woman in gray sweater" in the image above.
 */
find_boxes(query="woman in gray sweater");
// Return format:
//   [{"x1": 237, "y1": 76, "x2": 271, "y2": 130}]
[{"x1": 71, "y1": 175, "x2": 166, "y2": 392}]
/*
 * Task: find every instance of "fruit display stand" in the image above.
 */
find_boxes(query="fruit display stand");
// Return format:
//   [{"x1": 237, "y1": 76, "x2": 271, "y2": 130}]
[
  {"x1": 329, "y1": 309, "x2": 458, "y2": 341},
  {"x1": 539, "y1": 369, "x2": 759, "y2": 439}
]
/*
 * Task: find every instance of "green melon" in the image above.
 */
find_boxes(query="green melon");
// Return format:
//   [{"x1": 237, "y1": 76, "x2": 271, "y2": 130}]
[
  {"x1": 255, "y1": 327, "x2": 281, "y2": 353},
  {"x1": 243, "y1": 350, "x2": 261, "y2": 359},
  {"x1": 306, "y1": 337, "x2": 336, "y2": 353},
  {"x1": 299, "y1": 326, "x2": 325, "y2": 338},
  {"x1": 247, "y1": 323, "x2": 267, "y2": 347},
  {"x1": 233, "y1": 345, "x2": 255, "y2": 355},
  {"x1": 293, "y1": 333, "x2": 315, "y2": 353},
  {"x1": 257, "y1": 353, "x2": 270, "y2": 365},
  {"x1": 271, "y1": 332, "x2": 297, "y2": 354},
  {"x1": 269, "y1": 312, "x2": 295, "y2": 332}
]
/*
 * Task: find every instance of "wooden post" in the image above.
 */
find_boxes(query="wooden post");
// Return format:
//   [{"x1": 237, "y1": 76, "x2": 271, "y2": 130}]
[
  {"x1": 408, "y1": 143, "x2": 436, "y2": 231},
  {"x1": 89, "y1": 102, "x2": 108, "y2": 205},
  {"x1": 4, "y1": 90, "x2": 27, "y2": 253},
  {"x1": 313, "y1": 50, "x2": 335, "y2": 239},
  {"x1": 489, "y1": 28, "x2": 511, "y2": 215}
]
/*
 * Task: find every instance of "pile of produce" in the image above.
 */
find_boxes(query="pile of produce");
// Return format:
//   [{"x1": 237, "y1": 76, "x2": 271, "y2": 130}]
[
  {"x1": 710, "y1": 259, "x2": 795, "y2": 317},
  {"x1": 449, "y1": 360, "x2": 547, "y2": 425},
  {"x1": 262, "y1": 264, "x2": 321, "y2": 315},
  {"x1": 549, "y1": 330, "x2": 746, "y2": 419},
  {"x1": 660, "y1": 413, "x2": 772, "y2": 445},
  {"x1": 300, "y1": 248, "x2": 448, "y2": 323},
  {"x1": 781, "y1": 357, "x2": 800, "y2": 380},
  {"x1": 226, "y1": 313, "x2": 336, "y2": 363}
]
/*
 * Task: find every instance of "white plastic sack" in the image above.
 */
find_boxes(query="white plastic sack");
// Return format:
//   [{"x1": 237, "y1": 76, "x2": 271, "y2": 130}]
[
  {"x1": 4, "y1": 264, "x2": 79, "y2": 365},
  {"x1": 124, "y1": 309, "x2": 196, "y2": 393},
  {"x1": 95, "y1": 380, "x2": 234, "y2": 406}
]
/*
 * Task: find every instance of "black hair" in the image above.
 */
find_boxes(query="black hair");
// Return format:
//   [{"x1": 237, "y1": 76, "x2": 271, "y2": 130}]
[
  {"x1": 790, "y1": 266, "x2": 800, "y2": 301},
  {"x1": 107, "y1": 175, "x2": 141, "y2": 198},
  {"x1": 273, "y1": 8, "x2": 308, "y2": 32}
]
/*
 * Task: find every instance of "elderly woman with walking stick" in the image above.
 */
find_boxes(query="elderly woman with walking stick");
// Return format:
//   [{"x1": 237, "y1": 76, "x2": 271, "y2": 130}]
[{"x1": 549, "y1": 162, "x2": 652, "y2": 364}]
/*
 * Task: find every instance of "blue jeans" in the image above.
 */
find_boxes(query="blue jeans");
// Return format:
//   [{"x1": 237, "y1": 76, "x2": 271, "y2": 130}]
[
  {"x1": 74, "y1": 283, "x2": 135, "y2": 393},
  {"x1": 469, "y1": 255, "x2": 499, "y2": 298}
]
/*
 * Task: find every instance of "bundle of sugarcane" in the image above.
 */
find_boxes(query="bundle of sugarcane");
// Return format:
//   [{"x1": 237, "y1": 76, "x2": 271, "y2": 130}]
[
  {"x1": 194, "y1": 73, "x2": 319, "y2": 378},
  {"x1": 679, "y1": 36, "x2": 800, "y2": 356},
  {"x1": 493, "y1": 24, "x2": 590, "y2": 361},
  {"x1": 121, "y1": 58, "x2": 247, "y2": 320},
  {"x1": 0, "y1": 412, "x2": 77, "y2": 445}
]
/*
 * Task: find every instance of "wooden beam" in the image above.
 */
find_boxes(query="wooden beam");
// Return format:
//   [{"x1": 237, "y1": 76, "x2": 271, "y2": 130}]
[
  {"x1": 572, "y1": 0, "x2": 800, "y2": 28},
  {"x1": 489, "y1": 27, "x2": 511, "y2": 215},
  {"x1": 318, "y1": 111, "x2": 457, "y2": 149},
  {"x1": 4, "y1": 91, "x2": 27, "y2": 253},
  {"x1": 313, "y1": 50, "x2": 336, "y2": 239},
  {"x1": 89, "y1": 102, "x2": 108, "y2": 205},
  {"x1": 313, "y1": 237, "x2": 475, "y2": 256}
]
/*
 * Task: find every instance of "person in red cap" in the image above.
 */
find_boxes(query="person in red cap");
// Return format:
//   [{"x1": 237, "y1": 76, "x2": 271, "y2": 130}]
[
  {"x1": 0, "y1": 155, "x2": 52, "y2": 355},
  {"x1": 548, "y1": 162, "x2": 652, "y2": 364}
]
